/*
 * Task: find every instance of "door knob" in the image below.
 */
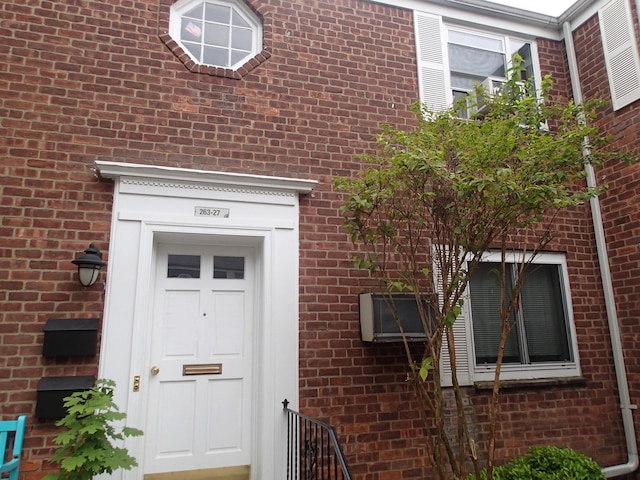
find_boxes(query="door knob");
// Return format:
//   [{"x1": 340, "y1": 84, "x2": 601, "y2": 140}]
[{"x1": 150, "y1": 366, "x2": 160, "y2": 376}]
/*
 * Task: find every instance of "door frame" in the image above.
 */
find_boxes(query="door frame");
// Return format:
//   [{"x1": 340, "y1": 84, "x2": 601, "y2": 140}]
[{"x1": 95, "y1": 161, "x2": 316, "y2": 480}]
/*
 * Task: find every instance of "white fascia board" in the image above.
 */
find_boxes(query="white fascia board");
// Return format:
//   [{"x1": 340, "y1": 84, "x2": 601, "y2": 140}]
[
  {"x1": 563, "y1": 0, "x2": 614, "y2": 29},
  {"x1": 369, "y1": 0, "x2": 563, "y2": 39},
  {"x1": 369, "y1": 0, "x2": 603, "y2": 40},
  {"x1": 94, "y1": 160, "x2": 318, "y2": 195}
]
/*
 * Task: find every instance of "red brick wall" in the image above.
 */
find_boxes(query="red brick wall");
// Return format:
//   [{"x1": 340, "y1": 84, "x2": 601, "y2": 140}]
[
  {"x1": 571, "y1": 8, "x2": 640, "y2": 480},
  {"x1": 0, "y1": 0, "x2": 635, "y2": 478}
]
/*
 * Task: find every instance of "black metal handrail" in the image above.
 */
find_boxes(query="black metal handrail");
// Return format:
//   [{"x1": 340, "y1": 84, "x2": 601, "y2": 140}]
[{"x1": 283, "y1": 399, "x2": 353, "y2": 480}]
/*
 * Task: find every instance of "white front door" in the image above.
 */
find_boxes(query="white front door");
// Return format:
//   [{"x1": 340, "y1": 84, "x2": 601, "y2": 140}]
[{"x1": 143, "y1": 242, "x2": 255, "y2": 476}]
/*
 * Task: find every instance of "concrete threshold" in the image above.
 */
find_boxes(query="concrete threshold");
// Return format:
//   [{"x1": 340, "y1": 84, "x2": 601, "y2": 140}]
[{"x1": 144, "y1": 465, "x2": 250, "y2": 480}]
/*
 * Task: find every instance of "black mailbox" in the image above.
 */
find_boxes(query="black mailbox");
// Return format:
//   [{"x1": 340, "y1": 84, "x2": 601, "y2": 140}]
[
  {"x1": 36, "y1": 376, "x2": 95, "y2": 419},
  {"x1": 43, "y1": 318, "x2": 99, "y2": 358}
]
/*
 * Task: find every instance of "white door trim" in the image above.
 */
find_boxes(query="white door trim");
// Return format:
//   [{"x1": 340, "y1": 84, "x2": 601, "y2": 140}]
[{"x1": 95, "y1": 161, "x2": 316, "y2": 480}]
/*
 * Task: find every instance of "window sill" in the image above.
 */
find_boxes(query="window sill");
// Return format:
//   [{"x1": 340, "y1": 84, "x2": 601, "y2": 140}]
[{"x1": 473, "y1": 376, "x2": 588, "y2": 390}]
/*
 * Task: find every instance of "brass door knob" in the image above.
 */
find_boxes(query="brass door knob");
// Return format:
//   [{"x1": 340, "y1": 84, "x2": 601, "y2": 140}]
[{"x1": 150, "y1": 366, "x2": 160, "y2": 376}]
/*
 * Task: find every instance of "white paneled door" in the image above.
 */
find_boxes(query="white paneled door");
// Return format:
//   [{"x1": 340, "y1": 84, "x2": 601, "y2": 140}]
[{"x1": 144, "y1": 243, "x2": 255, "y2": 475}]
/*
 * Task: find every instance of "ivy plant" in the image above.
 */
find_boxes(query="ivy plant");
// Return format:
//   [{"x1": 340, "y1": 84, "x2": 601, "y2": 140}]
[{"x1": 44, "y1": 379, "x2": 143, "y2": 480}]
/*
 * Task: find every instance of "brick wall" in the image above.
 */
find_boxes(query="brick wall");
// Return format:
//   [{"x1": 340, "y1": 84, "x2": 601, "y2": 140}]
[
  {"x1": 571, "y1": 7, "x2": 640, "y2": 479},
  {"x1": 0, "y1": 0, "x2": 635, "y2": 478}
]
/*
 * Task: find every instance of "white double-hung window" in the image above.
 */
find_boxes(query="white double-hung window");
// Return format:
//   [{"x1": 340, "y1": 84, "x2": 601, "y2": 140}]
[
  {"x1": 468, "y1": 252, "x2": 581, "y2": 383},
  {"x1": 414, "y1": 11, "x2": 538, "y2": 117},
  {"x1": 441, "y1": 252, "x2": 581, "y2": 386}
]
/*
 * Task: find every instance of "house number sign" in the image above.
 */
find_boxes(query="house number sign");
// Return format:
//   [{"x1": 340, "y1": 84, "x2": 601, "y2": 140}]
[{"x1": 194, "y1": 207, "x2": 230, "y2": 218}]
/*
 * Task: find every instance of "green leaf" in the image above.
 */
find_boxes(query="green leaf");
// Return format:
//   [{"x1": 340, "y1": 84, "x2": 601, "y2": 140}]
[
  {"x1": 444, "y1": 308, "x2": 459, "y2": 327},
  {"x1": 419, "y1": 357, "x2": 434, "y2": 381},
  {"x1": 123, "y1": 426, "x2": 144, "y2": 437}
]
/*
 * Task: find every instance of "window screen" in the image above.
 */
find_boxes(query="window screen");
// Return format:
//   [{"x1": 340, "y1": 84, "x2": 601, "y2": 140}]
[{"x1": 469, "y1": 261, "x2": 572, "y2": 365}]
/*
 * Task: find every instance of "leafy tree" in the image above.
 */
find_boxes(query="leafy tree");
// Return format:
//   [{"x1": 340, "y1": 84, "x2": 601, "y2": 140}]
[
  {"x1": 336, "y1": 60, "x2": 632, "y2": 479},
  {"x1": 44, "y1": 379, "x2": 143, "y2": 480}
]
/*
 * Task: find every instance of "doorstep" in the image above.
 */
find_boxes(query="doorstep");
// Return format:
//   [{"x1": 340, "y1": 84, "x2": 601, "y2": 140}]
[{"x1": 144, "y1": 465, "x2": 250, "y2": 480}]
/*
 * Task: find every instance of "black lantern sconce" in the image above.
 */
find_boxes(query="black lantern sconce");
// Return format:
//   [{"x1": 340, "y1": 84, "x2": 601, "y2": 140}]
[{"x1": 71, "y1": 244, "x2": 106, "y2": 287}]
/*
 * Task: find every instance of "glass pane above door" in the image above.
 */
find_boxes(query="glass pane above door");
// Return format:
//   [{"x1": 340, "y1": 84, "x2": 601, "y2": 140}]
[
  {"x1": 168, "y1": 254, "x2": 201, "y2": 278},
  {"x1": 214, "y1": 256, "x2": 244, "y2": 279}
]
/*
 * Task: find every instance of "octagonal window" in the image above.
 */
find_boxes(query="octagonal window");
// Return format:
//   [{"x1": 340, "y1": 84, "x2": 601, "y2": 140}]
[{"x1": 170, "y1": 0, "x2": 262, "y2": 70}]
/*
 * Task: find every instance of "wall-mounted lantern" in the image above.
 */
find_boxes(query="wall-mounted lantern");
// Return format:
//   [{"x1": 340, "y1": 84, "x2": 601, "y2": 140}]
[{"x1": 71, "y1": 244, "x2": 106, "y2": 287}]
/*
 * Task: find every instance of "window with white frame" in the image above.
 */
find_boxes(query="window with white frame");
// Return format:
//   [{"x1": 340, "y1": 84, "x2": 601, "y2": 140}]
[
  {"x1": 414, "y1": 11, "x2": 538, "y2": 117},
  {"x1": 448, "y1": 28, "x2": 534, "y2": 118},
  {"x1": 170, "y1": 0, "x2": 262, "y2": 70},
  {"x1": 467, "y1": 252, "x2": 581, "y2": 383}
]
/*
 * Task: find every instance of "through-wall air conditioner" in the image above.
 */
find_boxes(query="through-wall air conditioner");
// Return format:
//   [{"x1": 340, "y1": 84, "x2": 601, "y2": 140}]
[
  {"x1": 472, "y1": 77, "x2": 505, "y2": 117},
  {"x1": 468, "y1": 77, "x2": 530, "y2": 118},
  {"x1": 359, "y1": 293, "x2": 437, "y2": 343}
]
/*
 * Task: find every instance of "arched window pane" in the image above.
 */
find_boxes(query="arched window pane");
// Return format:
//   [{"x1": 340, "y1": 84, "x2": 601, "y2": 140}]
[
  {"x1": 203, "y1": 46, "x2": 228, "y2": 66},
  {"x1": 230, "y1": 49, "x2": 248, "y2": 66},
  {"x1": 182, "y1": 19, "x2": 203, "y2": 41},
  {"x1": 183, "y1": 41, "x2": 201, "y2": 59},
  {"x1": 205, "y1": 3, "x2": 230, "y2": 22},
  {"x1": 232, "y1": 28, "x2": 252, "y2": 50},
  {"x1": 205, "y1": 24, "x2": 229, "y2": 47},
  {"x1": 184, "y1": 4, "x2": 203, "y2": 18},
  {"x1": 232, "y1": 10, "x2": 250, "y2": 28}
]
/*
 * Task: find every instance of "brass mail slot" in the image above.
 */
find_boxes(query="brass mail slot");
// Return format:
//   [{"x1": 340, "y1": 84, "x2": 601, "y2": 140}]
[{"x1": 182, "y1": 363, "x2": 222, "y2": 376}]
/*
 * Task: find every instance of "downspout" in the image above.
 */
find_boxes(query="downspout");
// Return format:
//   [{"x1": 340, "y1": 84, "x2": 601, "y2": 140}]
[{"x1": 562, "y1": 20, "x2": 638, "y2": 478}]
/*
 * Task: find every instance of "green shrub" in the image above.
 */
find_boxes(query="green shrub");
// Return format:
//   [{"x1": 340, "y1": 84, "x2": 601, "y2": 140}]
[
  {"x1": 43, "y1": 379, "x2": 143, "y2": 480},
  {"x1": 471, "y1": 446, "x2": 605, "y2": 480},
  {"x1": 499, "y1": 446, "x2": 604, "y2": 480}
]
